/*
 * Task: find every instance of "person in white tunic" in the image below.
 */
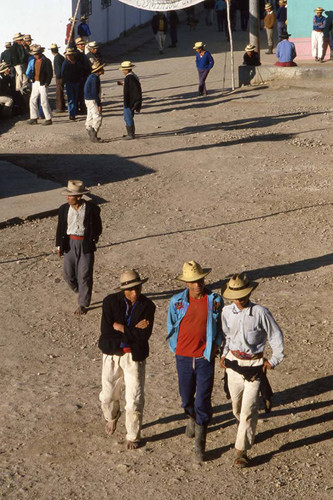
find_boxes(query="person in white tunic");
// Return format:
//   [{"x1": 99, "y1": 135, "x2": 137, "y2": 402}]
[{"x1": 220, "y1": 273, "x2": 284, "y2": 467}]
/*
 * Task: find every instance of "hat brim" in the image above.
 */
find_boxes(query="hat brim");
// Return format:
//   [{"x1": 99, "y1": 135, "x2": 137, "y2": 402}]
[
  {"x1": 118, "y1": 65, "x2": 135, "y2": 70},
  {"x1": 61, "y1": 188, "x2": 90, "y2": 196},
  {"x1": 115, "y1": 277, "x2": 149, "y2": 291},
  {"x1": 193, "y1": 45, "x2": 204, "y2": 50},
  {"x1": 92, "y1": 64, "x2": 105, "y2": 73},
  {"x1": 222, "y1": 281, "x2": 258, "y2": 300},
  {"x1": 176, "y1": 268, "x2": 212, "y2": 282}
]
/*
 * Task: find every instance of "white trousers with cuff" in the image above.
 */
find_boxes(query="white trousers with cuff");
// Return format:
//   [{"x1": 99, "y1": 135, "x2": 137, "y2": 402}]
[
  {"x1": 85, "y1": 99, "x2": 102, "y2": 132},
  {"x1": 29, "y1": 81, "x2": 52, "y2": 120},
  {"x1": 226, "y1": 352, "x2": 262, "y2": 452},
  {"x1": 155, "y1": 32, "x2": 166, "y2": 51},
  {"x1": 14, "y1": 64, "x2": 28, "y2": 91},
  {"x1": 312, "y1": 31, "x2": 324, "y2": 59},
  {"x1": 99, "y1": 353, "x2": 146, "y2": 442}
]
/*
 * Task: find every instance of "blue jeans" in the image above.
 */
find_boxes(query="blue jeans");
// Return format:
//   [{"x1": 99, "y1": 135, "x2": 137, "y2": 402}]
[
  {"x1": 176, "y1": 355, "x2": 215, "y2": 426},
  {"x1": 198, "y1": 69, "x2": 210, "y2": 95},
  {"x1": 124, "y1": 106, "x2": 134, "y2": 127},
  {"x1": 66, "y1": 82, "x2": 79, "y2": 117}
]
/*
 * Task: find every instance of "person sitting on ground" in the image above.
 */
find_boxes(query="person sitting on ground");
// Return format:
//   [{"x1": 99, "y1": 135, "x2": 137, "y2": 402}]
[
  {"x1": 0, "y1": 62, "x2": 14, "y2": 118},
  {"x1": 243, "y1": 44, "x2": 261, "y2": 66},
  {"x1": 275, "y1": 32, "x2": 297, "y2": 66}
]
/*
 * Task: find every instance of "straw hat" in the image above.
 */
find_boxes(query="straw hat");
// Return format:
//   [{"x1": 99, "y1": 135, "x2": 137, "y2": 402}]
[
  {"x1": 176, "y1": 261, "x2": 211, "y2": 282},
  {"x1": 29, "y1": 45, "x2": 45, "y2": 55},
  {"x1": 245, "y1": 43, "x2": 256, "y2": 52},
  {"x1": 265, "y1": 3, "x2": 273, "y2": 9},
  {"x1": 61, "y1": 180, "x2": 90, "y2": 196},
  {"x1": 68, "y1": 17, "x2": 78, "y2": 22},
  {"x1": 314, "y1": 7, "x2": 324, "y2": 13},
  {"x1": 91, "y1": 61, "x2": 105, "y2": 73},
  {"x1": 115, "y1": 270, "x2": 148, "y2": 291},
  {"x1": 5, "y1": 42, "x2": 11, "y2": 48},
  {"x1": 0, "y1": 62, "x2": 10, "y2": 74},
  {"x1": 75, "y1": 37, "x2": 86, "y2": 45},
  {"x1": 80, "y1": 15, "x2": 88, "y2": 21},
  {"x1": 13, "y1": 32, "x2": 24, "y2": 41},
  {"x1": 118, "y1": 61, "x2": 135, "y2": 70},
  {"x1": 88, "y1": 41, "x2": 100, "y2": 49},
  {"x1": 65, "y1": 47, "x2": 77, "y2": 55},
  {"x1": 193, "y1": 41, "x2": 205, "y2": 50},
  {"x1": 23, "y1": 35, "x2": 33, "y2": 41},
  {"x1": 49, "y1": 43, "x2": 60, "y2": 50},
  {"x1": 222, "y1": 273, "x2": 258, "y2": 300}
]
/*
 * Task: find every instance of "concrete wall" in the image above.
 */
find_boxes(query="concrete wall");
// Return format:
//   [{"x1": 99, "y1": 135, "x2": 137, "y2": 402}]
[{"x1": 0, "y1": 0, "x2": 153, "y2": 60}]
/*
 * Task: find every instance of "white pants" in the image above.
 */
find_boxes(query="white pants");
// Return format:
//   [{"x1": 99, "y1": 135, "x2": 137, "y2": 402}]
[
  {"x1": 85, "y1": 99, "x2": 102, "y2": 132},
  {"x1": 226, "y1": 352, "x2": 262, "y2": 451},
  {"x1": 0, "y1": 96, "x2": 13, "y2": 108},
  {"x1": 29, "y1": 81, "x2": 52, "y2": 120},
  {"x1": 14, "y1": 64, "x2": 28, "y2": 91},
  {"x1": 155, "y1": 32, "x2": 166, "y2": 51},
  {"x1": 312, "y1": 31, "x2": 324, "y2": 59},
  {"x1": 99, "y1": 353, "x2": 146, "y2": 442}
]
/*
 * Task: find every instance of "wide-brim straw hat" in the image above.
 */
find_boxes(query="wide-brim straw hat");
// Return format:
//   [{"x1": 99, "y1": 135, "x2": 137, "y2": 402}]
[
  {"x1": 61, "y1": 180, "x2": 90, "y2": 196},
  {"x1": 80, "y1": 15, "x2": 88, "y2": 21},
  {"x1": 88, "y1": 41, "x2": 99, "y2": 49},
  {"x1": 13, "y1": 32, "x2": 23, "y2": 41},
  {"x1": 49, "y1": 43, "x2": 60, "y2": 50},
  {"x1": 115, "y1": 270, "x2": 149, "y2": 291},
  {"x1": 265, "y1": 3, "x2": 273, "y2": 9},
  {"x1": 91, "y1": 62, "x2": 105, "y2": 73},
  {"x1": 29, "y1": 45, "x2": 45, "y2": 55},
  {"x1": 193, "y1": 41, "x2": 205, "y2": 50},
  {"x1": 0, "y1": 63, "x2": 10, "y2": 73},
  {"x1": 176, "y1": 260, "x2": 211, "y2": 282},
  {"x1": 118, "y1": 61, "x2": 135, "y2": 70},
  {"x1": 222, "y1": 273, "x2": 258, "y2": 300},
  {"x1": 23, "y1": 35, "x2": 33, "y2": 41},
  {"x1": 65, "y1": 48, "x2": 77, "y2": 55},
  {"x1": 314, "y1": 7, "x2": 324, "y2": 13},
  {"x1": 68, "y1": 17, "x2": 78, "y2": 22},
  {"x1": 75, "y1": 37, "x2": 87, "y2": 45},
  {"x1": 245, "y1": 43, "x2": 256, "y2": 52},
  {"x1": 5, "y1": 42, "x2": 11, "y2": 48}
]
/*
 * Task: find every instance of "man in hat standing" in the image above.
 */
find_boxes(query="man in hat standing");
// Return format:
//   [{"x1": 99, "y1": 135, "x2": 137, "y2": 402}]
[
  {"x1": 56, "y1": 180, "x2": 102, "y2": 316},
  {"x1": 264, "y1": 3, "x2": 276, "y2": 54},
  {"x1": 312, "y1": 7, "x2": 326, "y2": 62},
  {"x1": 84, "y1": 61, "x2": 105, "y2": 142},
  {"x1": 167, "y1": 261, "x2": 223, "y2": 461},
  {"x1": 117, "y1": 61, "x2": 142, "y2": 140},
  {"x1": 98, "y1": 270, "x2": 155, "y2": 449},
  {"x1": 75, "y1": 37, "x2": 90, "y2": 114},
  {"x1": 65, "y1": 17, "x2": 77, "y2": 47},
  {"x1": 151, "y1": 12, "x2": 168, "y2": 54},
  {"x1": 1, "y1": 42, "x2": 12, "y2": 66},
  {"x1": 193, "y1": 42, "x2": 214, "y2": 97},
  {"x1": 26, "y1": 45, "x2": 53, "y2": 125},
  {"x1": 276, "y1": 0, "x2": 287, "y2": 41},
  {"x1": 11, "y1": 33, "x2": 28, "y2": 91},
  {"x1": 220, "y1": 273, "x2": 284, "y2": 467},
  {"x1": 86, "y1": 41, "x2": 103, "y2": 68},
  {"x1": 275, "y1": 32, "x2": 297, "y2": 66},
  {"x1": 49, "y1": 44, "x2": 66, "y2": 113},
  {"x1": 61, "y1": 47, "x2": 83, "y2": 121},
  {"x1": 78, "y1": 15, "x2": 91, "y2": 44}
]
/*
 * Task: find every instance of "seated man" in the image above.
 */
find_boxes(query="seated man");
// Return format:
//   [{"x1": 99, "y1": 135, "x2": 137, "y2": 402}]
[
  {"x1": 0, "y1": 62, "x2": 14, "y2": 118},
  {"x1": 243, "y1": 44, "x2": 261, "y2": 66},
  {"x1": 275, "y1": 32, "x2": 297, "y2": 66}
]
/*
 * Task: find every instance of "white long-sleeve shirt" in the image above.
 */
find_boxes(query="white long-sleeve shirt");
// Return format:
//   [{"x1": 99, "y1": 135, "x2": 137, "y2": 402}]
[{"x1": 221, "y1": 302, "x2": 284, "y2": 368}]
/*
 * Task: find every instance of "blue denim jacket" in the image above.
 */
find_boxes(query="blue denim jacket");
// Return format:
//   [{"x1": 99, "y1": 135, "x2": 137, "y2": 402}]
[{"x1": 167, "y1": 288, "x2": 223, "y2": 361}]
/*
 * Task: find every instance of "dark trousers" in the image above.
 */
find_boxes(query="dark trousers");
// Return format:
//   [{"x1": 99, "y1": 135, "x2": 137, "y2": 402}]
[
  {"x1": 65, "y1": 82, "x2": 79, "y2": 117},
  {"x1": 176, "y1": 355, "x2": 215, "y2": 426},
  {"x1": 63, "y1": 239, "x2": 94, "y2": 307},
  {"x1": 198, "y1": 69, "x2": 210, "y2": 95},
  {"x1": 240, "y1": 11, "x2": 249, "y2": 31},
  {"x1": 78, "y1": 77, "x2": 87, "y2": 113},
  {"x1": 170, "y1": 26, "x2": 178, "y2": 46},
  {"x1": 216, "y1": 11, "x2": 225, "y2": 32},
  {"x1": 56, "y1": 77, "x2": 65, "y2": 111}
]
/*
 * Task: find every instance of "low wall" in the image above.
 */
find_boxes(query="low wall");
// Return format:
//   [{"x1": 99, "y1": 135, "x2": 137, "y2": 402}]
[{"x1": 239, "y1": 64, "x2": 333, "y2": 86}]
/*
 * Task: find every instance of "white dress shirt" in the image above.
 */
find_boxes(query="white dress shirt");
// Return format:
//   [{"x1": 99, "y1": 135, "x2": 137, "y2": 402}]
[{"x1": 67, "y1": 202, "x2": 86, "y2": 236}]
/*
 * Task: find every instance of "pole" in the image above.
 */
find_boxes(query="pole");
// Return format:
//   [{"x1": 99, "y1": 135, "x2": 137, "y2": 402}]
[
  {"x1": 249, "y1": 0, "x2": 260, "y2": 56},
  {"x1": 226, "y1": 0, "x2": 235, "y2": 91},
  {"x1": 67, "y1": 0, "x2": 82, "y2": 49}
]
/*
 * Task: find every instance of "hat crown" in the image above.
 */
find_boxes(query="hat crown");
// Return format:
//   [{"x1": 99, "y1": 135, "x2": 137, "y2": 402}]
[
  {"x1": 120, "y1": 270, "x2": 141, "y2": 286},
  {"x1": 227, "y1": 273, "x2": 249, "y2": 291},
  {"x1": 30, "y1": 44, "x2": 44, "y2": 54},
  {"x1": 67, "y1": 180, "x2": 85, "y2": 194},
  {"x1": 121, "y1": 61, "x2": 134, "y2": 68},
  {"x1": 182, "y1": 261, "x2": 204, "y2": 281}
]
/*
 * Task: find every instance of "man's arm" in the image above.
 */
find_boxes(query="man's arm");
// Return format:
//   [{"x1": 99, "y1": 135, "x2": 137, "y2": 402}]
[
  {"x1": 99, "y1": 296, "x2": 124, "y2": 352},
  {"x1": 262, "y1": 309, "x2": 284, "y2": 368},
  {"x1": 122, "y1": 302, "x2": 156, "y2": 344}
]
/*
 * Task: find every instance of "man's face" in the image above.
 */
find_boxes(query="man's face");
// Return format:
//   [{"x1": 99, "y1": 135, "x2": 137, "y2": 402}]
[
  {"x1": 91, "y1": 47, "x2": 98, "y2": 53},
  {"x1": 77, "y1": 43, "x2": 85, "y2": 51},
  {"x1": 187, "y1": 278, "x2": 205, "y2": 298},
  {"x1": 34, "y1": 53, "x2": 42, "y2": 59},
  {"x1": 67, "y1": 195, "x2": 82, "y2": 205},
  {"x1": 233, "y1": 294, "x2": 250, "y2": 310},
  {"x1": 124, "y1": 285, "x2": 142, "y2": 304}
]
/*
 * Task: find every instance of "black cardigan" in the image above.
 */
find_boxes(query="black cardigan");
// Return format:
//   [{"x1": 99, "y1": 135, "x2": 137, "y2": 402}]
[
  {"x1": 124, "y1": 73, "x2": 142, "y2": 112},
  {"x1": 99, "y1": 292, "x2": 156, "y2": 361},
  {"x1": 56, "y1": 201, "x2": 102, "y2": 255}
]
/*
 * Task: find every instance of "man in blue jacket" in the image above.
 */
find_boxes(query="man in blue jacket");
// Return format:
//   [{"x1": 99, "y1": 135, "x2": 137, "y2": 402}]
[
  {"x1": 193, "y1": 41, "x2": 214, "y2": 96},
  {"x1": 84, "y1": 61, "x2": 105, "y2": 142},
  {"x1": 167, "y1": 261, "x2": 223, "y2": 461}
]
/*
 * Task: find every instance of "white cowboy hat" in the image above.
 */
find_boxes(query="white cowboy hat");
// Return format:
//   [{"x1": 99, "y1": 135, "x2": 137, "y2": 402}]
[
  {"x1": 245, "y1": 43, "x2": 256, "y2": 52},
  {"x1": 115, "y1": 270, "x2": 149, "y2": 291},
  {"x1": 118, "y1": 61, "x2": 136, "y2": 70},
  {"x1": 13, "y1": 32, "x2": 24, "y2": 41},
  {"x1": 61, "y1": 180, "x2": 90, "y2": 196},
  {"x1": 29, "y1": 45, "x2": 45, "y2": 55},
  {"x1": 222, "y1": 273, "x2": 258, "y2": 300},
  {"x1": 88, "y1": 41, "x2": 100, "y2": 49},
  {"x1": 176, "y1": 261, "x2": 211, "y2": 282}
]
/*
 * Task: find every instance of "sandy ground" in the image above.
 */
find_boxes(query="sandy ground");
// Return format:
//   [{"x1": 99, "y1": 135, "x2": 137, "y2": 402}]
[{"x1": 1, "y1": 16, "x2": 333, "y2": 500}]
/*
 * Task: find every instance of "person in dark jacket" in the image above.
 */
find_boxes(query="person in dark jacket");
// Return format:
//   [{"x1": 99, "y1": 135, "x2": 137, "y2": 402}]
[
  {"x1": 56, "y1": 180, "x2": 102, "y2": 316},
  {"x1": 11, "y1": 33, "x2": 28, "y2": 91},
  {"x1": 1, "y1": 42, "x2": 12, "y2": 65},
  {"x1": 151, "y1": 12, "x2": 168, "y2": 54},
  {"x1": 0, "y1": 63, "x2": 14, "y2": 118},
  {"x1": 84, "y1": 61, "x2": 105, "y2": 142},
  {"x1": 98, "y1": 269, "x2": 155, "y2": 449},
  {"x1": 49, "y1": 43, "x2": 65, "y2": 112},
  {"x1": 77, "y1": 15, "x2": 91, "y2": 43},
  {"x1": 26, "y1": 45, "x2": 53, "y2": 125},
  {"x1": 75, "y1": 37, "x2": 91, "y2": 114},
  {"x1": 168, "y1": 11, "x2": 179, "y2": 48},
  {"x1": 117, "y1": 61, "x2": 142, "y2": 140},
  {"x1": 61, "y1": 48, "x2": 83, "y2": 120},
  {"x1": 243, "y1": 43, "x2": 261, "y2": 66}
]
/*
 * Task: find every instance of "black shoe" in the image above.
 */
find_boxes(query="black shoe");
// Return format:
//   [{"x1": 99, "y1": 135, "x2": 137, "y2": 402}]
[
  {"x1": 42, "y1": 119, "x2": 52, "y2": 126},
  {"x1": 28, "y1": 118, "x2": 37, "y2": 125},
  {"x1": 69, "y1": 116, "x2": 76, "y2": 121}
]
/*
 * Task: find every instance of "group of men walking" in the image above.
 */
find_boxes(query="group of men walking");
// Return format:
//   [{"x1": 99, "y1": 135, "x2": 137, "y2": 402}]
[{"x1": 55, "y1": 183, "x2": 284, "y2": 465}]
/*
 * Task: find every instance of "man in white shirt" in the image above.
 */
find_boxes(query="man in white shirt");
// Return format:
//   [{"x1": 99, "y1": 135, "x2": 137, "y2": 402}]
[{"x1": 220, "y1": 273, "x2": 284, "y2": 467}]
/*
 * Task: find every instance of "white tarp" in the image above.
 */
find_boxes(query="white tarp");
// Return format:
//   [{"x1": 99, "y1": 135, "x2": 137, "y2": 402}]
[{"x1": 116, "y1": 0, "x2": 203, "y2": 12}]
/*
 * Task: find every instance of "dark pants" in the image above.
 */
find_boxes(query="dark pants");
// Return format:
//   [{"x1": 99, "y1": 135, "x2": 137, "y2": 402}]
[
  {"x1": 277, "y1": 21, "x2": 286, "y2": 41},
  {"x1": 65, "y1": 82, "x2": 79, "y2": 118},
  {"x1": 216, "y1": 11, "x2": 225, "y2": 31},
  {"x1": 176, "y1": 355, "x2": 215, "y2": 426},
  {"x1": 198, "y1": 69, "x2": 210, "y2": 95},
  {"x1": 240, "y1": 10, "x2": 249, "y2": 31},
  {"x1": 56, "y1": 77, "x2": 65, "y2": 111},
  {"x1": 170, "y1": 26, "x2": 178, "y2": 46},
  {"x1": 63, "y1": 239, "x2": 94, "y2": 307},
  {"x1": 78, "y1": 76, "x2": 87, "y2": 113}
]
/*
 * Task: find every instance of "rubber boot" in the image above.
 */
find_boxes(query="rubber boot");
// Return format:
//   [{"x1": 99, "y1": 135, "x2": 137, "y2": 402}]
[
  {"x1": 90, "y1": 129, "x2": 98, "y2": 143},
  {"x1": 265, "y1": 46, "x2": 273, "y2": 54},
  {"x1": 123, "y1": 125, "x2": 135, "y2": 140},
  {"x1": 86, "y1": 127, "x2": 93, "y2": 140},
  {"x1": 185, "y1": 416, "x2": 195, "y2": 438},
  {"x1": 194, "y1": 423, "x2": 207, "y2": 462}
]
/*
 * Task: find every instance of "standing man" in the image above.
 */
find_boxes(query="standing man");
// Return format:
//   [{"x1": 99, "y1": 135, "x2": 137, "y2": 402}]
[
  {"x1": 86, "y1": 41, "x2": 103, "y2": 68},
  {"x1": 77, "y1": 15, "x2": 91, "y2": 45},
  {"x1": 151, "y1": 12, "x2": 168, "y2": 54},
  {"x1": 65, "y1": 16, "x2": 77, "y2": 47},
  {"x1": 168, "y1": 11, "x2": 179, "y2": 48},
  {"x1": 26, "y1": 45, "x2": 53, "y2": 125},
  {"x1": 84, "y1": 60, "x2": 105, "y2": 142},
  {"x1": 167, "y1": 261, "x2": 223, "y2": 462},
  {"x1": 264, "y1": 3, "x2": 276, "y2": 54},
  {"x1": 215, "y1": 0, "x2": 227, "y2": 33},
  {"x1": 276, "y1": 0, "x2": 287, "y2": 41},
  {"x1": 75, "y1": 37, "x2": 90, "y2": 114},
  {"x1": 312, "y1": 7, "x2": 326, "y2": 62},
  {"x1": 11, "y1": 33, "x2": 28, "y2": 92},
  {"x1": 220, "y1": 273, "x2": 284, "y2": 467},
  {"x1": 56, "y1": 180, "x2": 102, "y2": 316},
  {"x1": 98, "y1": 270, "x2": 155, "y2": 449},
  {"x1": 61, "y1": 47, "x2": 83, "y2": 121},
  {"x1": 117, "y1": 61, "x2": 142, "y2": 140},
  {"x1": 193, "y1": 41, "x2": 214, "y2": 96},
  {"x1": 49, "y1": 43, "x2": 65, "y2": 113}
]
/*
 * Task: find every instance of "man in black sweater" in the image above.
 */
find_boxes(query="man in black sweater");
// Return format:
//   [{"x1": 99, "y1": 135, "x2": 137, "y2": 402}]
[
  {"x1": 117, "y1": 61, "x2": 142, "y2": 140},
  {"x1": 99, "y1": 270, "x2": 155, "y2": 449},
  {"x1": 50, "y1": 43, "x2": 65, "y2": 112},
  {"x1": 56, "y1": 180, "x2": 102, "y2": 315},
  {"x1": 26, "y1": 45, "x2": 53, "y2": 125}
]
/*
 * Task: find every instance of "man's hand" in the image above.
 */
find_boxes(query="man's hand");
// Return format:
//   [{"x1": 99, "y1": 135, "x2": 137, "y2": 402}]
[
  {"x1": 263, "y1": 359, "x2": 272, "y2": 372},
  {"x1": 113, "y1": 322, "x2": 124, "y2": 333},
  {"x1": 219, "y1": 356, "x2": 226, "y2": 369},
  {"x1": 98, "y1": 106, "x2": 102, "y2": 113},
  {"x1": 57, "y1": 249, "x2": 61, "y2": 258},
  {"x1": 135, "y1": 319, "x2": 149, "y2": 329},
  {"x1": 211, "y1": 343, "x2": 219, "y2": 360},
  {"x1": 117, "y1": 80, "x2": 123, "y2": 86}
]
